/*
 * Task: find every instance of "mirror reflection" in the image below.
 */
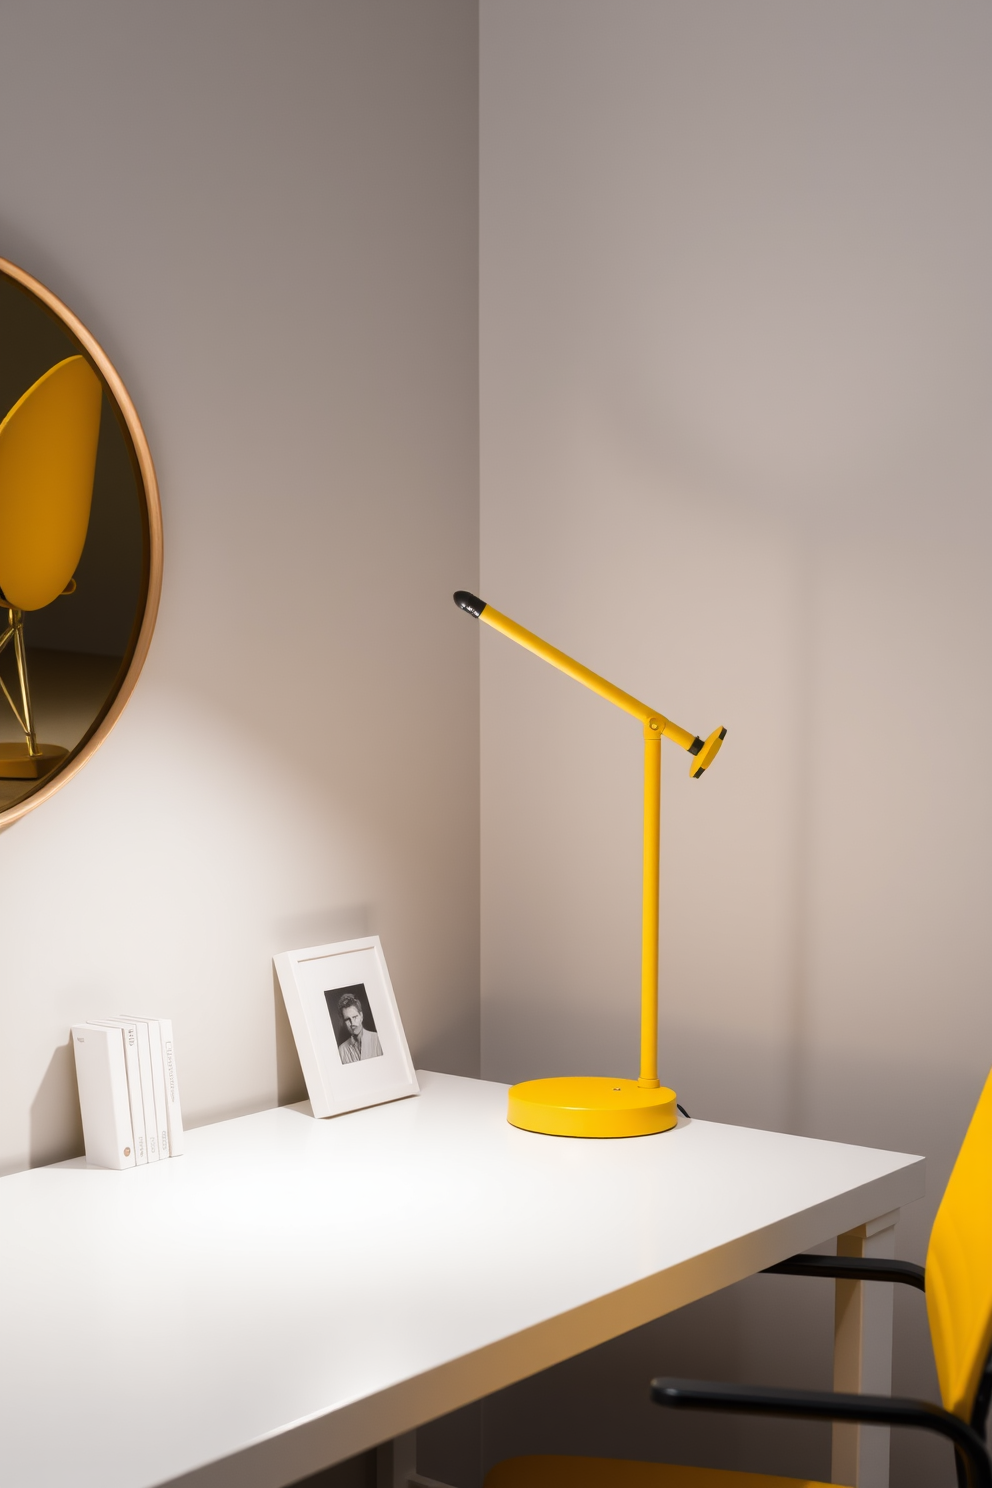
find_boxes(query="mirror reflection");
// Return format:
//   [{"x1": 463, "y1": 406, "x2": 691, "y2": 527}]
[{"x1": 0, "y1": 269, "x2": 151, "y2": 819}]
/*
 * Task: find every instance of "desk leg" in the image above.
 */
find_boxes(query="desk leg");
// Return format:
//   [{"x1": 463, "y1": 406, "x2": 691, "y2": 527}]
[
  {"x1": 831, "y1": 1210, "x2": 898, "y2": 1488},
  {"x1": 377, "y1": 1433, "x2": 417, "y2": 1488},
  {"x1": 377, "y1": 1433, "x2": 455, "y2": 1488}
]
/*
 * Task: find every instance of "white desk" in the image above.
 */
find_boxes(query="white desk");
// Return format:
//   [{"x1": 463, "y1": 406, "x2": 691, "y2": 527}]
[{"x1": 0, "y1": 1071, "x2": 924, "y2": 1488}]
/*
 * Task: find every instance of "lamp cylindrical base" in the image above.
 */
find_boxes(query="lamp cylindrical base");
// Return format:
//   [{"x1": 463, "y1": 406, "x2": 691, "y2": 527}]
[{"x1": 507, "y1": 1075, "x2": 677, "y2": 1138}]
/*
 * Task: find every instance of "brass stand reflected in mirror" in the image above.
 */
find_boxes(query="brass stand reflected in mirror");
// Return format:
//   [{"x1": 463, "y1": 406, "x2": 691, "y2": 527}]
[{"x1": 0, "y1": 600, "x2": 69, "y2": 778}]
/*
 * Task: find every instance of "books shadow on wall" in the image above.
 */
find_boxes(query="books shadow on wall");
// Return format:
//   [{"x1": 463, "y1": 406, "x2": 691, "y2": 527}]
[{"x1": 29, "y1": 1035, "x2": 84, "y2": 1168}]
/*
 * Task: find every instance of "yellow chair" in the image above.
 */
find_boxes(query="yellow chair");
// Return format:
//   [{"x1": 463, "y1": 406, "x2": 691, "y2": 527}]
[
  {"x1": 488, "y1": 1068, "x2": 992, "y2": 1488},
  {"x1": 0, "y1": 354, "x2": 103, "y2": 778}
]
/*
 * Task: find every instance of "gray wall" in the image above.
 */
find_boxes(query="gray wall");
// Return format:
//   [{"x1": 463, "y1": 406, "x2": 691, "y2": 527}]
[
  {"x1": 479, "y1": 5, "x2": 991, "y2": 1488},
  {"x1": 0, "y1": 1, "x2": 480, "y2": 1171}
]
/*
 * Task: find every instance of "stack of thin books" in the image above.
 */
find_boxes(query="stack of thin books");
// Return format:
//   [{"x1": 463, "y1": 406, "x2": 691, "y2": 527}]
[{"x1": 71, "y1": 1017, "x2": 184, "y2": 1170}]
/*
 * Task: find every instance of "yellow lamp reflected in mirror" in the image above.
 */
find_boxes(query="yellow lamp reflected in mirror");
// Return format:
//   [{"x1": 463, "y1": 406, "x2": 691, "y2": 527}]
[
  {"x1": 454, "y1": 590, "x2": 726, "y2": 1138},
  {"x1": 0, "y1": 355, "x2": 103, "y2": 778},
  {"x1": 0, "y1": 256, "x2": 161, "y2": 829}
]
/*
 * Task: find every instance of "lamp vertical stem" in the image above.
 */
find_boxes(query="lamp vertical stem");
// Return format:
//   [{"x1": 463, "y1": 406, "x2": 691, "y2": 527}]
[{"x1": 639, "y1": 728, "x2": 661, "y2": 1088}]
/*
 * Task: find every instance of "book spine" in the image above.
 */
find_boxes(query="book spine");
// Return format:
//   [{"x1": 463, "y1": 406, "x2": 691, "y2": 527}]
[
  {"x1": 145, "y1": 1020, "x2": 171, "y2": 1159},
  {"x1": 113, "y1": 1021, "x2": 147, "y2": 1164},
  {"x1": 157, "y1": 1018, "x2": 185, "y2": 1157},
  {"x1": 132, "y1": 1020, "x2": 160, "y2": 1161},
  {"x1": 71, "y1": 1025, "x2": 136, "y2": 1170},
  {"x1": 124, "y1": 1017, "x2": 171, "y2": 1159}
]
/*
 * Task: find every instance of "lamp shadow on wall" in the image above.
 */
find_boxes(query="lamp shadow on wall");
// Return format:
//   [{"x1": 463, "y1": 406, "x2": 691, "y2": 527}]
[
  {"x1": 29, "y1": 1035, "x2": 83, "y2": 1168},
  {"x1": 271, "y1": 904, "x2": 372, "y2": 1107}
]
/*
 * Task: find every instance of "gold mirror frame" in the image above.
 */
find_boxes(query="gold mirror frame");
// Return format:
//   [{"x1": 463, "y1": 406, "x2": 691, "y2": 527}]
[{"x1": 0, "y1": 257, "x2": 162, "y2": 830}]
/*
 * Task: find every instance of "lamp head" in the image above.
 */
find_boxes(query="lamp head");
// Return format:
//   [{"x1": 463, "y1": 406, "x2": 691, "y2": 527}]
[{"x1": 690, "y1": 726, "x2": 727, "y2": 779}]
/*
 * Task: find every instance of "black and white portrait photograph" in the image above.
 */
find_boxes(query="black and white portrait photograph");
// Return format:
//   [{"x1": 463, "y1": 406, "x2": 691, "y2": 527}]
[{"x1": 325, "y1": 983, "x2": 383, "y2": 1065}]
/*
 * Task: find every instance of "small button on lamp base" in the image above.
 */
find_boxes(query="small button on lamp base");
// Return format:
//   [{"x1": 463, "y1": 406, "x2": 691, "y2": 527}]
[{"x1": 507, "y1": 1075, "x2": 678, "y2": 1138}]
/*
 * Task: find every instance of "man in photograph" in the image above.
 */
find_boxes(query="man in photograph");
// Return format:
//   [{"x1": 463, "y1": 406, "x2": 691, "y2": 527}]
[{"x1": 337, "y1": 990, "x2": 383, "y2": 1063}]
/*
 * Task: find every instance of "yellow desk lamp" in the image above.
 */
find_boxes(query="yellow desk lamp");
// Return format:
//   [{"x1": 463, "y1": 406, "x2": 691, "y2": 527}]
[
  {"x1": 0, "y1": 355, "x2": 102, "y2": 778},
  {"x1": 454, "y1": 590, "x2": 726, "y2": 1139}
]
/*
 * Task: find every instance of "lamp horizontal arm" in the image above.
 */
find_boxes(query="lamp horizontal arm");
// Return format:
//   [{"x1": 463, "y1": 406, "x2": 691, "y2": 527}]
[
  {"x1": 651, "y1": 1378, "x2": 991, "y2": 1488},
  {"x1": 762, "y1": 1253, "x2": 926, "y2": 1290},
  {"x1": 452, "y1": 591, "x2": 699, "y2": 751}
]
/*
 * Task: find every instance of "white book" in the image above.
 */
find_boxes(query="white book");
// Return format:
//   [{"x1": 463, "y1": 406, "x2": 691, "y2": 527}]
[
  {"x1": 88, "y1": 1020, "x2": 147, "y2": 1164},
  {"x1": 71, "y1": 1024, "x2": 136, "y2": 1170},
  {"x1": 131, "y1": 1020, "x2": 161, "y2": 1162},
  {"x1": 156, "y1": 1017, "x2": 185, "y2": 1158},
  {"x1": 122, "y1": 1016, "x2": 170, "y2": 1159}
]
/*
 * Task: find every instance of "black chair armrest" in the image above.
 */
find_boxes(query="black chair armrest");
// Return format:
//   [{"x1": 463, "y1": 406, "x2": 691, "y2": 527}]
[
  {"x1": 762, "y1": 1254, "x2": 926, "y2": 1291},
  {"x1": 651, "y1": 1378, "x2": 989, "y2": 1488}
]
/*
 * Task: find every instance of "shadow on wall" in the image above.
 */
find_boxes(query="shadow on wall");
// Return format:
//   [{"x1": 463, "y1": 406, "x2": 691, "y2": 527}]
[
  {"x1": 416, "y1": 1000, "x2": 480, "y2": 1077},
  {"x1": 274, "y1": 968, "x2": 308, "y2": 1107},
  {"x1": 29, "y1": 1036, "x2": 84, "y2": 1168},
  {"x1": 272, "y1": 904, "x2": 374, "y2": 1107},
  {"x1": 28, "y1": 900, "x2": 425, "y2": 1158}
]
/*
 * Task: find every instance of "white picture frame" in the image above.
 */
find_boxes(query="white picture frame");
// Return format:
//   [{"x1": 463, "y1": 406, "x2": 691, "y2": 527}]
[{"x1": 273, "y1": 936, "x2": 419, "y2": 1118}]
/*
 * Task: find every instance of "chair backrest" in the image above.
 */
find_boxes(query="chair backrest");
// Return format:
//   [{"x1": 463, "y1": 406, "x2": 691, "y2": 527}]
[
  {"x1": 0, "y1": 354, "x2": 103, "y2": 611},
  {"x1": 926, "y1": 1065, "x2": 992, "y2": 1422}
]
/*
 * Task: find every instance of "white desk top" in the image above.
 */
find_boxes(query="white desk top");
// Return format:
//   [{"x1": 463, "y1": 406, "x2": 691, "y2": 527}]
[{"x1": 0, "y1": 1071, "x2": 924, "y2": 1488}]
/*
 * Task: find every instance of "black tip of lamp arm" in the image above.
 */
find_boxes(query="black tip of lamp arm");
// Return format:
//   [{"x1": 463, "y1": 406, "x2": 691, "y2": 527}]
[{"x1": 453, "y1": 591, "x2": 487, "y2": 618}]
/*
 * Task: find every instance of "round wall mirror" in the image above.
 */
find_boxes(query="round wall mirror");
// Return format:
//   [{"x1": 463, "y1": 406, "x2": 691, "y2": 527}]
[{"x1": 0, "y1": 259, "x2": 161, "y2": 828}]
